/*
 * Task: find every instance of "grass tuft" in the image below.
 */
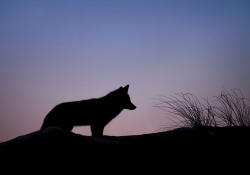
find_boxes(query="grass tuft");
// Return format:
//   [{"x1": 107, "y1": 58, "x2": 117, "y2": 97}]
[
  {"x1": 154, "y1": 88, "x2": 250, "y2": 131},
  {"x1": 213, "y1": 88, "x2": 250, "y2": 127}
]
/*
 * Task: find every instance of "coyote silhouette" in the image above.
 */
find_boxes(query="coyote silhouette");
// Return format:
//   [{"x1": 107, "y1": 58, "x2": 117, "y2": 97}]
[{"x1": 41, "y1": 85, "x2": 136, "y2": 136}]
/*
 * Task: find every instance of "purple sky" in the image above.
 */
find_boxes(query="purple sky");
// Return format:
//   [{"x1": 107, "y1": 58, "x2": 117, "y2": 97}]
[{"x1": 1, "y1": 0, "x2": 250, "y2": 142}]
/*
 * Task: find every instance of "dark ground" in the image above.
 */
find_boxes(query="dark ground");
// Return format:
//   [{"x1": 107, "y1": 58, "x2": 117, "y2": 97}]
[{"x1": 0, "y1": 126, "x2": 249, "y2": 173}]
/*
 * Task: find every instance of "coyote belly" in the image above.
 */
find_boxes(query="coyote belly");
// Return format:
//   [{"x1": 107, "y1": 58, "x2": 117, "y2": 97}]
[{"x1": 41, "y1": 85, "x2": 136, "y2": 136}]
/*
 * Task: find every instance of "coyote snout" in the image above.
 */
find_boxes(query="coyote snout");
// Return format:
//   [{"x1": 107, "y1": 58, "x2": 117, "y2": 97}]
[{"x1": 125, "y1": 101, "x2": 136, "y2": 110}]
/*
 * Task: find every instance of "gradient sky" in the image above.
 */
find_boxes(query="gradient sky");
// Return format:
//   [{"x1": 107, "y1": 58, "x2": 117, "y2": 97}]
[{"x1": 1, "y1": 0, "x2": 250, "y2": 142}]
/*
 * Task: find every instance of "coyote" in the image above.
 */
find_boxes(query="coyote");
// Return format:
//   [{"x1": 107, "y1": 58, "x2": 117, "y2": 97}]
[{"x1": 41, "y1": 85, "x2": 136, "y2": 136}]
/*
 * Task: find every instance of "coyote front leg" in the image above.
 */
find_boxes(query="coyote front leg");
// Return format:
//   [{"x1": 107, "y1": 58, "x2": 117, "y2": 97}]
[{"x1": 91, "y1": 124, "x2": 105, "y2": 136}]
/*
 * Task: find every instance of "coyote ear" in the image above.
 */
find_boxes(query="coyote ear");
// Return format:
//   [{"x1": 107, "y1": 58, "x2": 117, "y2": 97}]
[{"x1": 124, "y1": 85, "x2": 129, "y2": 93}]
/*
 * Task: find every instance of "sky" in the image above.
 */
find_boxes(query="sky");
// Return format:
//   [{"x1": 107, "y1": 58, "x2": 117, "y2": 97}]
[{"x1": 0, "y1": 0, "x2": 250, "y2": 142}]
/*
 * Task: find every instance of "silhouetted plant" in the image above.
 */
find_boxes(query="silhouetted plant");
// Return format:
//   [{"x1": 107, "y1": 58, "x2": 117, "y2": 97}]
[
  {"x1": 154, "y1": 88, "x2": 250, "y2": 131},
  {"x1": 213, "y1": 88, "x2": 250, "y2": 127},
  {"x1": 154, "y1": 92, "x2": 218, "y2": 131}
]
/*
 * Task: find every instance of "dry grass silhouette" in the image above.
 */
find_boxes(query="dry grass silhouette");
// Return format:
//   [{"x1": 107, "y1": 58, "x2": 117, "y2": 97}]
[
  {"x1": 213, "y1": 88, "x2": 250, "y2": 127},
  {"x1": 154, "y1": 88, "x2": 250, "y2": 131}
]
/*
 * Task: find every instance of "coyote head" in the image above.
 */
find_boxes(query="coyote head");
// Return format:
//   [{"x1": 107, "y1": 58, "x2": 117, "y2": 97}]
[{"x1": 119, "y1": 85, "x2": 136, "y2": 110}]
